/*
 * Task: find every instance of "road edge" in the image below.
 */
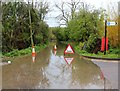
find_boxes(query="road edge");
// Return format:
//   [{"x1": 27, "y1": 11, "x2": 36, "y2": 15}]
[{"x1": 81, "y1": 55, "x2": 120, "y2": 62}]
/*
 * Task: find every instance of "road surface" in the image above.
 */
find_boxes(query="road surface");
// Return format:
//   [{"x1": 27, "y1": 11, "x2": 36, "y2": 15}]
[{"x1": 2, "y1": 43, "x2": 116, "y2": 89}]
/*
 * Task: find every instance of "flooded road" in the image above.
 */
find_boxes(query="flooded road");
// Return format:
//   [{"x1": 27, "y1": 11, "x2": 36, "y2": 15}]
[{"x1": 2, "y1": 43, "x2": 112, "y2": 89}]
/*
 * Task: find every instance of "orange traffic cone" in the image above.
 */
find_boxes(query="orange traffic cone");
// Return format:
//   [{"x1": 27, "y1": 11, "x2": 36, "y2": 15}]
[
  {"x1": 32, "y1": 56, "x2": 35, "y2": 62},
  {"x1": 54, "y1": 45, "x2": 57, "y2": 50},
  {"x1": 32, "y1": 46, "x2": 36, "y2": 62}
]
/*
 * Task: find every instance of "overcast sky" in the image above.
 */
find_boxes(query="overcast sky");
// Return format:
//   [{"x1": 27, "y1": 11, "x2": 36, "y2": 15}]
[
  {"x1": 22, "y1": 0, "x2": 120, "y2": 27},
  {"x1": 43, "y1": 0, "x2": 119, "y2": 27},
  {"x1": 85, "y1": 0, "x2": 119, "y2": 8},
  {"x1": 2, "y1": 0, "x2": 119, "y2": 27}
]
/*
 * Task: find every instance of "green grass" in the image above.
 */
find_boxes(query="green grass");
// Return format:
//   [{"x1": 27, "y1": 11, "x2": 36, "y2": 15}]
[
  {"x1": 3, "y1": 44, "x2": 47, "y2": 57},
  {"x1": 75, "y1": 46, "x2": 120, "y2": 59},
  {"x1": 81, "y1": 52, "x2": 118, "y2": 58}
]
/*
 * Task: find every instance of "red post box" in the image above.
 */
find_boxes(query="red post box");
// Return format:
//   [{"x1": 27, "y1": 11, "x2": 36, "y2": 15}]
[{"x1": 101, "y1": 37, "x2": 108, "y2": 51}]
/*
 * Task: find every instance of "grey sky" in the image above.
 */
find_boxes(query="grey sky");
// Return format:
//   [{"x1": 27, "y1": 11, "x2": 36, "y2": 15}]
[
  {"x1": 45, "y1": 0, "x2": 119, "y2": 27},
  {"x1": 4, "y1": 0, "x2": 119, "y2": 27}
]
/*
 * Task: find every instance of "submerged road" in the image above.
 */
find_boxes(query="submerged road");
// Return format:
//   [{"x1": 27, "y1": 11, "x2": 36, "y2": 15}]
[{"x1": 2, "y1": 43, "x2": 117, "y2": 89}]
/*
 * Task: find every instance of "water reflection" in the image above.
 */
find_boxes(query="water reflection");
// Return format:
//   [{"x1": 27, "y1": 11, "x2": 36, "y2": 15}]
[
  {"x1": 64, "y1": 57, "x2": 74, "y2": 65},
  {"x1": 53, "y1": 49, "x2": 57, "y2": 56},
  {"x1": 2, "y1": 43, "x2": 112, "y2": 89}
]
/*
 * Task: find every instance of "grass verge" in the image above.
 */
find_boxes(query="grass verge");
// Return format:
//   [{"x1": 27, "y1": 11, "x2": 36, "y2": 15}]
[
  {"x1": 75, "y1": 45, "x2": 120, "y2": 59},
  {"x1": 3, "y1": 44, "x2": 47, "y2": 57},
  {"x1": 59, "y1": 41, "x2": 119, "y2": 59}
]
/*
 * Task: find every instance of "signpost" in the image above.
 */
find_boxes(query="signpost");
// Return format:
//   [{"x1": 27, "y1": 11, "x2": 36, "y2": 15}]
[
  {"x1": 104, "y1": 20, "x2": 107, "y2": 55},
  {"x1": 103, "y1": 21, "x2": 117, "y2": 55}
]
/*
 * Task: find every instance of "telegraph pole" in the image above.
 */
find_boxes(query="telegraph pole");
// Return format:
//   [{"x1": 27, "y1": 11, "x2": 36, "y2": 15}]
[
  {"x1": 118, "y1": 2, "x2": 120, "y2": 47},
  {"x1": 28, "y1": 0, "x2": 34, "y2": 47}
]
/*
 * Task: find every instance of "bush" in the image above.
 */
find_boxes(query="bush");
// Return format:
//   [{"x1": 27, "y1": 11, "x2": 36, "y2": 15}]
[
  {"x1": 78, "y1": 42, "x2": 84, "y2": 50},
  {"x1": 109, "y1": 48, "x2": 120, "y2": 54},
  {"x1": 52, "y1": 27, "x2": 67, "y2": 41},
  {"x1": 85, "y1": 34, "x2": 101, "y2": 53}
]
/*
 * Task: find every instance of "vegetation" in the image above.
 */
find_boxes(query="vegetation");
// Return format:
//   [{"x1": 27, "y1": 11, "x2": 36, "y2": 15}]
[
  {"x1": 4, "y1": 44, "x2": 47, "y2": 57},
  {"x1": 75, "y1": 45, "x2": 120, "y2": 58},
  {"x1": 53, "y1": 6, "x2": 104, "y2": 54},
  {"x1": 1, "y1": 0, "x2": 119, "y2": 58},
  {"x1": 52, "y1": 0, "x2": 119, "y2": 58},
  {"x1": 2, "y1": 2, "x2": 49, "y2": 55}
]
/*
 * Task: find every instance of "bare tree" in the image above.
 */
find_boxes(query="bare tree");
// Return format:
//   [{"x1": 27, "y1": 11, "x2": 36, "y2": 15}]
[
  {"x1": 67, "y1": 0, "x2": 80, "y2": 19},
  {"x1": 55, "y1": 2, "x2": 69, "y2": 24},
  {"x1": 55, "y1": 0, "x2": 85, "y2": 26},
  {"x1": 107, "y1": 2, "x2": 118, "y2": 20},
  {"x1": 37, "y1": 0, "x2": 50, "y2": 21}
]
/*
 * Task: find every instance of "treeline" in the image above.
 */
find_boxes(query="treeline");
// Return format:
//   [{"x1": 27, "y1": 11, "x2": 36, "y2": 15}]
[
  {"x1": 52, "y1": 7, "x2": 105, "y2": 53},
  {"x1": 52, "y1": 1, "x2": 119, "y2": 54},
  {"x1": 1, "y1": 1, "x2": 119, "y2": 55},
  {"x1": 2, "y1": 2, "x2": 49, "y2": 54}
]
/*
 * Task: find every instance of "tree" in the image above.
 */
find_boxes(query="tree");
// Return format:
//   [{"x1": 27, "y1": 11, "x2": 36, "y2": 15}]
[
  {"x1": 67, "y1": 0, "x2": 81, "y2": 19},
  {"x1": 37, "y1": 0, "x2": 50, "y2": 21},
  {"x1": 67, "y1": 8, "x2": 101, "y2": 41},
  {"x1": 2, "y1": 2, "x2": 30, "y2": 51},
  {"x1": 68, "y1": 8, "x2": 104, "y2": 53},
  {"x1": 55, "y1": 2, "x2": 69, "y2": 25},
  {"x1": 106, "y1": 2, "x2": 119, "y2": 47},
  {"x1": 2, "y1": 1, "x2": 50, "y2": 53},
  {"x1": 55, "y1": 0, "x2": 84, "y2": 26}
]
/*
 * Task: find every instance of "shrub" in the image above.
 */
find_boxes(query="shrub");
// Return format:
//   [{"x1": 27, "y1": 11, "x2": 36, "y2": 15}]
[{"x1": 85, "y1": 34, "x2": 101, "y2": 53}]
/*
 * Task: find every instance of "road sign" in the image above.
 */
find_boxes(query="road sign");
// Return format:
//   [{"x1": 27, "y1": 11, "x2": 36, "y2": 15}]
[
  {"x1": 64, "y1": 44, "x2": 74, "y2": 54},
  {"x1": 107, "y1": 22, "x2": 117, "y2": 26},
  {"x1": 64, "y1": 57, "x2": 74, "y2": 65}
]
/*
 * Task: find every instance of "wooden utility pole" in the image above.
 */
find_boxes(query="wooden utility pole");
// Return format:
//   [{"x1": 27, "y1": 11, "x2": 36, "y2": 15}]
[{"x1": 28, "y1": 0, "x2": 34, "y2": 47}]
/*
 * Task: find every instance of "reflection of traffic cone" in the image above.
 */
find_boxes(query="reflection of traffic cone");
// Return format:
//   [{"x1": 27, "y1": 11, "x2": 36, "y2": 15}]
[
  {"x1": 54, "y1": 45, "x2": 57, "y2": 50},
  {"x1": 32, "y1": 46, "x2": 36, "y2": 62},
  {"x1": 32, "y1": 56, "x2": 35, "y2": 62},
  {"x1": 8, "y1": 60, "x2": 11, "y2": 64},
  {"x1": 54, "y1": 50, "x2": 57, "y2": 55}
]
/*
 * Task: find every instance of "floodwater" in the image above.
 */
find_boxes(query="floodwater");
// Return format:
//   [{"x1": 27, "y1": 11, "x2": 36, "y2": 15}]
[{"x1": 2, "y1": 43, "x2": 112, "y2": 89}]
